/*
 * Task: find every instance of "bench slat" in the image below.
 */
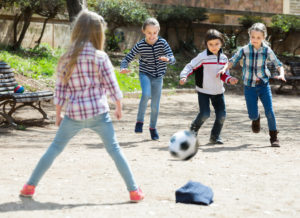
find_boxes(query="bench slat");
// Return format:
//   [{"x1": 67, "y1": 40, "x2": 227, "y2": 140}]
[
  {"x1": 0, "y1": 78, "x2": 16, "y2": 83},
  {"x1": 0, "y1": 63, "x2": 11, "y2": 69},
  {"x1": 0, "y1": 90, "x2": 14, "y2": 95},
  {"x1": 0, "y1": 73, "x2": 14, "y2": 79},
  {"x1": 0, "y1": 68, "x2": 14, "y2": 74},
  {"x1": 12, "y1": 91, "x2": 53, "y2": 103},
  {"x1": 0, "y1": 86, "x2": 15, "y2": 92},
  {"x1": 0, "y1": 81, "x2": 18, "y2": 88}
]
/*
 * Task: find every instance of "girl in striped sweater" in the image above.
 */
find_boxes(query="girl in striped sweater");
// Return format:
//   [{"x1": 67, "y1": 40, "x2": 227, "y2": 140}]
[{"x1": 120, "y1": 18, "x2": 175, "y2": 140}]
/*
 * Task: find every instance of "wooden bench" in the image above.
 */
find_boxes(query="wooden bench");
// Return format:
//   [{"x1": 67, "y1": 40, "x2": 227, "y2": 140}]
[
  {"x1": 282, "y1": 62, "x2": 300, "y2": 91},
  {"x1": 268, "y1": 61, "x2": 300, "y2": 93},
  {"x1": 0, "y1": 61, "x2": 53, "y2": 129}
]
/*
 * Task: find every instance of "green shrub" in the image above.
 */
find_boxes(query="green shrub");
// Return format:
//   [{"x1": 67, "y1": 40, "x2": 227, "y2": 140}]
[{"x1": 238, "y1": 15, "x2": 264, "y2": 29}]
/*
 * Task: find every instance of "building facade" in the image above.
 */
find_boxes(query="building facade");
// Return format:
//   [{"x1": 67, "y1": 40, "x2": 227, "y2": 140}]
[{"x1": 140, "y1": 0, "x2": 299, "y2": 24}]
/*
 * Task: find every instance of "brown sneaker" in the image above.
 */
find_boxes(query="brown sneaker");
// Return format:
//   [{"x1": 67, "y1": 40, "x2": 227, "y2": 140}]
[
  {"x1": 269, "y1": 130, "x2": 280, "y2": 147},
  {"x1": 252, "y1": 115, "x2": 260, "y2": 133}
]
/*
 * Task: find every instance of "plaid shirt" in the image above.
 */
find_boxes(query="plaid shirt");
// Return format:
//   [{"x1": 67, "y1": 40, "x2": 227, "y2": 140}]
[
  {"x1": 54, "y1": 42, "x2": 122, "y2": 120},
  {"x1": 229, "y1": 43, "x2": 283, "y2": 87}
]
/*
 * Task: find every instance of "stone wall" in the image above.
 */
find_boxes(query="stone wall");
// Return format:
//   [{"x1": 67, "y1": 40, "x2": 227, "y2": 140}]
[
  {"x1": 140, "y1": 0, "x2": 284, "y2": 13},
  {"x1": 290, "y1": 0, "x2": 300, "y2": 15},
  {"x1": 117, "y1": 23, "x2": 300, "y2": 56},
  {"x1": 0, "y1": 12, "x2": 299, "y2": 55},
  {"x1": 0, "y1": 15, "x2": 70, "y2": 49}
]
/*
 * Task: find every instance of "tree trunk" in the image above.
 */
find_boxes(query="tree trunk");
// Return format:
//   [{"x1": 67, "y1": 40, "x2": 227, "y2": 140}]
[
  {"x1": 12, "y1": 7, "x2": 33, "y2": 50},
  {"x1": 66, "y1": 0, "x2": 84, "y2": 22},
  {"x1": 35, "y1": 17, "x2": 51, "y2": 46}
]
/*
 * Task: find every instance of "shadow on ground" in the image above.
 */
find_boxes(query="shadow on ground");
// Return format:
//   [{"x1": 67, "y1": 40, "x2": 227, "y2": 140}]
[{"x1": 0, "y1": 197, "x2": 132, "y2": 213}]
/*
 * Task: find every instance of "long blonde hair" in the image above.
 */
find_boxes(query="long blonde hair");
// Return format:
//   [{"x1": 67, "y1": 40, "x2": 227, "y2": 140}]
[{"x1": 59, "y1": 10, "x2": 106, "y2": 84}]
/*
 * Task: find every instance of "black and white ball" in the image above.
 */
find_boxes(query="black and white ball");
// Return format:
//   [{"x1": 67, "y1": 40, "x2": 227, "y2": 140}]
[{"x1": 169, "y1": 130, "x2": 198, "y2": 160}]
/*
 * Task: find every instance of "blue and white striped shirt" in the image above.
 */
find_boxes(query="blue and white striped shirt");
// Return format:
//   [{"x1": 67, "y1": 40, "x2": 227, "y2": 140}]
[
  {"x1": 229, "y1": 42, "x2": 283, "y2": 87},
  {"x1": 120, "y1": 37, "x2": 175, "y2": 77}
]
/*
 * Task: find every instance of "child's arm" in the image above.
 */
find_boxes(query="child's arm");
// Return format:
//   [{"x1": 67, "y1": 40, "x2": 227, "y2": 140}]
[
  {"x1": 54, "y1": 62, "x2": 68, "y2": 126},
  {"x1": 179, "y1": 54, "x2": 202, "y2": 85},
  {"x1": 160, "y1": 41, "x2": 176, "y2": 65},
  {"x1": 216, "y1": 62, "x2": 234, "y2": 78},
  {"x1": 55, "y1": 105, "x2": 63, "y2": 126},
  {"x1": 274, "y1": 66, "x2": 286, "y2": 82},
  {"x1": 114, "y1": 99, "x2": 122, "y2": 120},
  {"x1": 219, "y1": 70, "x2": 238, "y2": 85},
  {"x1": 99, "y1": 53, "x2": 123, "y2": 119},
  {"x1": 216, "y1": 48, "x2": 243, "y2": 78},
  {"x1": 120, "y1": 44, "x2": 139, "y2": 74},
  {"x1": 268, "y1": 49, "x2": 286, "y2": 82}
]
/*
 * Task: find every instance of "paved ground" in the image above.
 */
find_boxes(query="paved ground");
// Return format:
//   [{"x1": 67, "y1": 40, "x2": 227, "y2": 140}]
[{"x1": 0, "y1": 92, "x2": 299, "y2": 218}]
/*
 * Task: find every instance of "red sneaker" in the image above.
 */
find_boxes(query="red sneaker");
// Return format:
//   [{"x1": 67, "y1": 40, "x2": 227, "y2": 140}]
[
  {"x1": 129, "y1": 187, "x2": 144, "y2": 202},
  {"x1": 20, "y1": 184, "x2": 35, "y2": 197}
]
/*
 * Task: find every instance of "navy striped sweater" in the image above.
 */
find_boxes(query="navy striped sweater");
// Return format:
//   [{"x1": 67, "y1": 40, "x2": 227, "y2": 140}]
[{"x1": 120, "y1": 37, "x2": 175, "y2": 77}]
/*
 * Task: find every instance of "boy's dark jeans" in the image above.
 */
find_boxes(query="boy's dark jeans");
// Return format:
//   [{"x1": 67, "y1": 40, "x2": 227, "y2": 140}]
[{"x1": 192, "y1": 92, "x2": 226, "y2": 139}]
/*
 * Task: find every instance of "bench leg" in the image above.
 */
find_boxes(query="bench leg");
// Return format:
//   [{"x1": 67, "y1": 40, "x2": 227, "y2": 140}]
[
  {"x1": 9, "y1": 102, "x2": 48, "y2": 119},
  {"x1": 0, "y1": 112, "x2": 18, "y2": 128}
]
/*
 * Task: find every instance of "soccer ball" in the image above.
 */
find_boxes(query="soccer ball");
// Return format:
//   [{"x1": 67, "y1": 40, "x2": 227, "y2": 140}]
[{"x1": 169, "y1": 130, "x2": 198, "y2": 161}]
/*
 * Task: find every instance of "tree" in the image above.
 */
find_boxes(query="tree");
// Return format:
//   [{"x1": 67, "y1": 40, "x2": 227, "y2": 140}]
[
  {"x1": 91, "y1": 0, "x2": 151, "y2": 51},
  {"x1": 270, "y1": 14, "x2": 300, "y2": 55},
  {"x1": 1, "y1": 0, "x2": 40, "y2": 50},
  {"x1": 34, "y1": 0, "x2": 65, "y2": 46},
  {"x1": 66, "y1": 0, "x2": 85, "y2": 22},
  {"x1": 154, "y1": 5, "x2": 207, "y2": 54},
  {"x1": 223, "y1": 15, "x2": 263, "y2": 54}
]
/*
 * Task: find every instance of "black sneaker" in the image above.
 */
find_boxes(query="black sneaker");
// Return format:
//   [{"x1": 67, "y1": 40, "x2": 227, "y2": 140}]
[
  {"x1": 209, "y1": 136, "x2": 223, "y2": 144},
  {"x1": 190, "y1": 124, "x2": 200, "y2": 136},
  {"x1": 135, "y1": 122, "x2": 143, "y2": 133},
  {"x1": 149, "y1": 128, "x2": 159, "y2": 140}
]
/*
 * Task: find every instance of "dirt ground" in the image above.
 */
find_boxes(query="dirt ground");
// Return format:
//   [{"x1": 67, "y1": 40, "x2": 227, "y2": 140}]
[{"x1": 0, "y1": 91, "x2": 300, "y2": 218}]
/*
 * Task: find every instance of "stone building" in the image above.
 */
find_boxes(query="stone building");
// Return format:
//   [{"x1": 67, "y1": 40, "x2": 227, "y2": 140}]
[{"x1": 140, "y1": 0, "x2": 300, "y2": 24}]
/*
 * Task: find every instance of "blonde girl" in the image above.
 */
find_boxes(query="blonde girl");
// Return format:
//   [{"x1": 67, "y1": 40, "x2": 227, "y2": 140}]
[
  {"x1": 20, "y1": 10, "x2": 144, "y2": 202},
  {"x1": 120, "y1": 18, "x2": 175, "y2": 140},
  {"x1": 218, "y1": 23, "x2": 286, "y2": 147}
]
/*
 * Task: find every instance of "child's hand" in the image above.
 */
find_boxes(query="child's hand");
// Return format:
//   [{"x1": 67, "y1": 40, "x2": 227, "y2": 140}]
[
  {"x1": 159, "y1": 56, "x2": 169, "y2": 62},
  {"x1": 115, "y1": 108, "x2": 122, "y2": 120},
  {"x1": 115, "y1": 100, "x2": 122, "y2": 120},
  {"x1": 179, "y1": 77, "x2": 187, "y2": 85},
  {"x1": 55, "y1": 114, "x2": 63, "y2": 126},
  {"x1": 216, "y1": 69, "x2": 226, "y2": 78},
  {"x1": 274, "y1": 75, "x2": 286, "y2": 82},
  {"x1": 120, "y1": 68, "x2": 131, "y2": 74},
  {"x1": 229, "y1": 77, "x2": 238, "y2": 85}
]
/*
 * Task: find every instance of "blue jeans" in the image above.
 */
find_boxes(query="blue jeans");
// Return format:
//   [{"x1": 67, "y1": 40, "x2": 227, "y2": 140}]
[
  {"x1": 192, "y1": 92, "x2": 226, "y2": 139},
  {"x1": 137, "y1": 73, "x2": 163, "y2": 129},
  {"x1": 244, "y1": 81, "x2": 276, "y2": 131},
  {"x1": 27, "y1": 113, "x2": 138, "y2": 191}
]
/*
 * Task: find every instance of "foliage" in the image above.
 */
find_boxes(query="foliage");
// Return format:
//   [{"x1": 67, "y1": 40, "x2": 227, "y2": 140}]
[
  {"x1": 163, "y1": 53, "x2": 195, "y2": 89},
  {"x1": 238, "y1": 15, "x2": 263, "y2": 29},
  {"x1": 105, "y1": 32, "x2": 122, "y2": 51},
  {"x1": 0, "y1": 0, "x2": 67, "y2": 49},
  {"x1": 89, "y1": 0, "x2": 151, "y2": 51},
  {"x1": 0, "y1": 44, "x2": 142, "y2": 92},
  {"x1": 115, "y1": 70, "x2": 141, "y2": 92},
  {"x1": 90, "y1": 0, "x2": 150, "y2": 28},
  {"x1": 151, "y1": 4, "x2": 207, "y2": 54},
  {"x1": 0, "y1": 44, "x2": 63, "y2": 79},
  {"x1": 154, "y1": 5, "x2": 207, "y2": 23},
  {"x1": 271, "y1": 14, "x2": 300, "y2": 33}
]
